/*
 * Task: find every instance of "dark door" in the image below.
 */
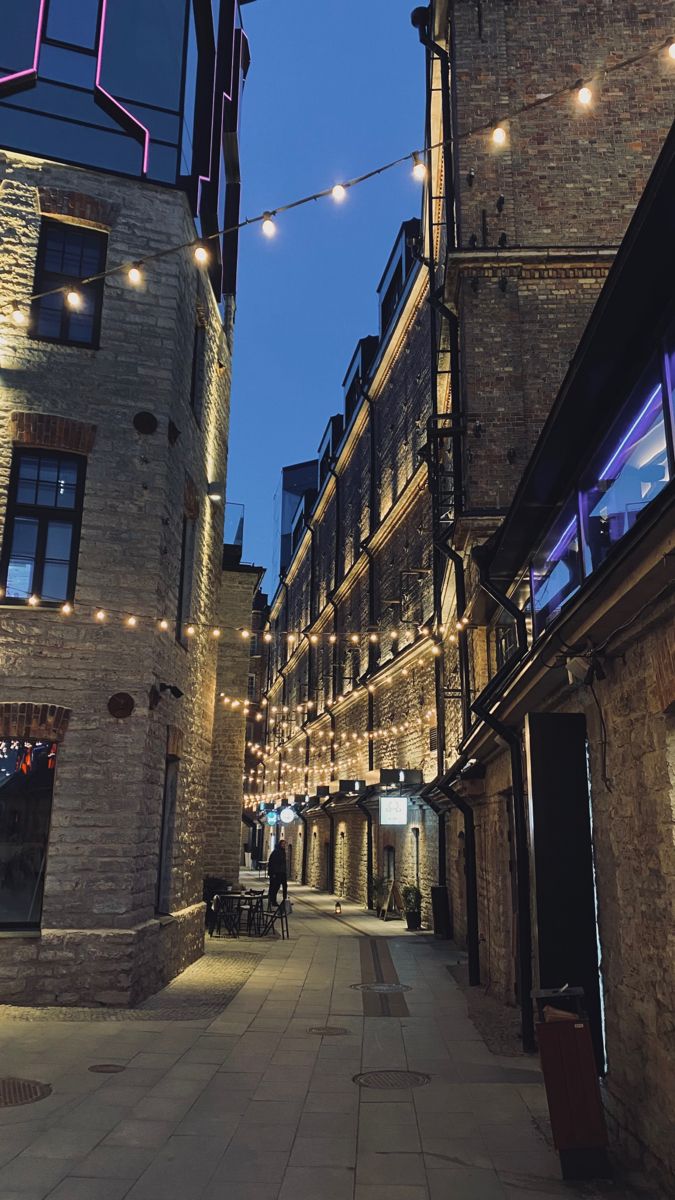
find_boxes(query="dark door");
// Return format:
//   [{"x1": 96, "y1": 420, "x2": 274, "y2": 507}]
[{"x1": 525, "y1": 712, "x2": 605, "y2": 1071}]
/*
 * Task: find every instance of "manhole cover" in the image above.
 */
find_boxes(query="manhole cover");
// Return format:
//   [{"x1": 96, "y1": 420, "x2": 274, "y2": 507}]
[
  {"x1": 88, "y1": 1064, "x2": 126, "y2": 1074},
  {"x1": 353, "y1": 1070, "x2": 430, "y2": 1090},
  {"x1": 307, "y1": 1026, "x2": 349, "y2": 1036},
  {"x1": 350, "y1": 982, "x2": 412, "y2": 994},
  {"x1": 0, "y1": 1078, "x2": 52, "y2": 1107}
]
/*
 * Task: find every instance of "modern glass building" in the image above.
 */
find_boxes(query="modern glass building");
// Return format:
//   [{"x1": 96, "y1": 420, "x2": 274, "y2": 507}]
[{"x1": 0, "y1": 0, "x2": 253, "y2": 296}]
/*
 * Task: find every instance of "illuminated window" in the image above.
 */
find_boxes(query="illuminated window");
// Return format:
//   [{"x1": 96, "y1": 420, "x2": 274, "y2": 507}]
[
  {"x1": 0, "y1": 739, "x2": 58, "y2": 930},
  {"x1": 531, "y1": 501, "x2": 582, "y2": 634},
  {"x1": 0, "y1": 450, "x2": 86, "y2": 604},
  {"x1": 30, "y1": 219, "x2": 107, "y2": 348},
  {"x1": 580, "y1": 367, "x2": 670, "y2": 575}
]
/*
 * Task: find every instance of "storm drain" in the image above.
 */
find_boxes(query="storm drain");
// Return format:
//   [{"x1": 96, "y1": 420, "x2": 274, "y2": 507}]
[
  {"x1": 307, "y1": 1026, "x2": 349, "y2": 1036},
  {"x1": 0, "y1": 1078, "x2": 52, "y2": 1107},
  {"x1": 89, "y1": 1064, "x2": 126, "y2": 1074},
  {"x1": 353, "y1": 1070, "x2": 430, "y2": 1090},
  {"x1": 350, "y1": 982, "x2": 412, "y2": 994}
]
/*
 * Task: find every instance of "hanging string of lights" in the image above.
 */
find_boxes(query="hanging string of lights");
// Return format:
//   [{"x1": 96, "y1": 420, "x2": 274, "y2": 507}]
[{"x1": 2, "y1": 34, "x2": 672, "y2": 326}]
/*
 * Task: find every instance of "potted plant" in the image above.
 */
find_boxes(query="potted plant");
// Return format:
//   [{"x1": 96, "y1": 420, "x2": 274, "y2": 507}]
[
  {"x1": 402, "y1": 884, "x2": 422, "y2": 931},
  {"x1": 372, "y1": 875, "x2": 388, "y2": 917}
]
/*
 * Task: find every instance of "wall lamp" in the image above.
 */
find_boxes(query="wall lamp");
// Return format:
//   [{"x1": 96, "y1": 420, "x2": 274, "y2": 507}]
[{"x1": 207, "y1": 482, "x2": 225, "y2": 502}]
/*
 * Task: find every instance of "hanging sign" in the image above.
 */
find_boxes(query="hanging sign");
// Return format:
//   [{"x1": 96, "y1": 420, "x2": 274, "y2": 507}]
[
  {"x1": 266, "y1": 811, "x2": 279, "y2": 826},
  {"x1": 279, "y1": 807, "x2": 296, "y2": 825},
  {"x1": 379, "y1": 794, "x2": 408, "y2": 826}
]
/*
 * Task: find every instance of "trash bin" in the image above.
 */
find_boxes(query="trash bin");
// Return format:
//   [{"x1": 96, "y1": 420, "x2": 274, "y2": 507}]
[
  {"x1": 431, "y1": 885, "x2": 452, "y2": 939},
  {"x1": 532, "y1": 987, "x2": 611, "y2": 1181}
]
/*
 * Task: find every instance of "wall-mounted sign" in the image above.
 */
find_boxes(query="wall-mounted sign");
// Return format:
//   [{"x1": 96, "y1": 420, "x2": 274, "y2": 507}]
[
  {"x1": 266, "y1": 812, "x2": 279, "y2": 826},
  {"x1": 379, "y1": 794, "x2": 408, "y2": 826},
  {"x1": 279, "y1": 807, "x2": 296, "y2": 825}
]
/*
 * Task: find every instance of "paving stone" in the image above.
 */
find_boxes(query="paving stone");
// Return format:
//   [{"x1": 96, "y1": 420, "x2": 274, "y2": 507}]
[
  {"x1": 427, "y1": 1166, "x2": 507, "y2": 1199},
  {"x1": 279, "y1": 1166, "x2": 355, "y2": 1200}
]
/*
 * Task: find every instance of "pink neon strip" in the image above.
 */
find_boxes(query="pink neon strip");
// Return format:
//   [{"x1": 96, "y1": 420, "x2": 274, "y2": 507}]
[
  {"x1": 0, "y1": 0, "x2": 47, "y2": 90},
  {"x1": 95, "y1": 0, "x2": 150, "y2": 174}
]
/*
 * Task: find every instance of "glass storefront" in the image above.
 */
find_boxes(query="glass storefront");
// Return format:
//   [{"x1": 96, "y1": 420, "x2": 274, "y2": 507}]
[{"x1": 0, "y1": 739, "x2": 58, "y2": 929}]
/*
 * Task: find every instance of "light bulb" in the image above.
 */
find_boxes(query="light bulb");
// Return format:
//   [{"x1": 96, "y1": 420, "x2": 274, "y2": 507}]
[
  {"x1": 669, "y1": 41, "x2": 675, "y2": 60},
  {"x1": 241, "y1": 629, "x2": 250, "y2": 639},
  {"x1": 212, "y1": 627, "x2": 221, "y2": 638},
  {"x1": 96, "y1": 609, "x2": 106, "y2": 621},
  {"x1": 159, "y1": 619, "x2": 169, "y2": 631},
  {"x1": 66, "y1": 289, "x2": 82, "y2": 309},
  {"x1": 577, "y1": 86, "x2": 592, "y2": 106},
  {"x1": 10, "y1": 304, "x2": 26, "y2": 326},
  {"x1": 28, "y1": 594, "x2": 39, "y2": 606},
  {"x1": 126, "y1": 615, "x2": 137, "y2": 627},
  {"x1": 194, "y1": 244, "x2": 209, "y2": 265},
  {"x1": 332, "y1": 184, "x2": 347, "y2": 202},
  {"x1": 492, "y1": 126, "x2": 507, "y2": 146},
  {"x1": 261, "y1": 213, "x2": 277, "y2": 238},
  {"x1": 128, "y1": 265, "x2": 142, "y2": 285},
  {"x1": 412, "y1": 153, "x2": 427, "y2": 181},
  {"x1": 61, "y1": 602, "x2": 73, "y2": 615},
  {"x1": 264, "y1": 632, "x2": 272, "y2": 642}
]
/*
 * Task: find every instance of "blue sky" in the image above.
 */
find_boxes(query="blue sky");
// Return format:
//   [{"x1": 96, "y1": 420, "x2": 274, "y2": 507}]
[{"x1": 228, "y1": 0, "x2": 426, "y2": 578}]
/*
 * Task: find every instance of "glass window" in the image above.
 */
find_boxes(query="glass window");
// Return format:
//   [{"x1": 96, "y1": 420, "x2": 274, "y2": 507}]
[
  {"x1": 531, "y1": 501, "x2": 582, "y2": 632},
  {"x1": 579, "y1": 368, "x2": 670, "y2": 575},
  {"x1": 0, "y1": 739, "x2": 58, "y2": 930},
  {"x1": 664, "y1": 335, "x2": 675, "y2": 448},
  {"x1": 1, "y1": 450, "x2": 85, "y2": 604},
  {"x1": 98, "y1": 0, "x2": 187, "y2": 111},
  {"x1": 0, "y1": 0, "x2": 42, "y2": 74},
  {"x1": 45, "y1": 0, "x2": 101, "y2": 50},
  {"x1": 156, "y1": 745, "x2": 179, "y2": 914},
  {"x1": 30, "y1": 219, "x2": 107, "y2": 347}
]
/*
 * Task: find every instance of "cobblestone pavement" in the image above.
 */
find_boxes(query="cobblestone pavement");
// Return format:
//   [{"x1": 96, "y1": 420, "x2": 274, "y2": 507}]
[{"x1": 0, "y1": 882, "x2": 661, "y2": 1200}]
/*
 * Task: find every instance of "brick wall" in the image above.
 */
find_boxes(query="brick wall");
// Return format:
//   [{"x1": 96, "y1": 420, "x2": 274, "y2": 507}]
[{"x1": 0, "y1": 152, "x2": 231, "y2": 1004}]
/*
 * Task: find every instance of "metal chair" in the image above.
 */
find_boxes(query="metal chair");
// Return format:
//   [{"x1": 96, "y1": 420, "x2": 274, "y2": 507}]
[
  {"x1": 259, "y1": 901, "x2": 289, "y2": 940},
  {"x1": 213, "y1": 893, "x2": 240, "y2": 938}
]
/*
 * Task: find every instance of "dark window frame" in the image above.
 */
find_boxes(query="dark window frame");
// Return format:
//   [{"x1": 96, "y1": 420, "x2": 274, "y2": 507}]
[
  {"x1": 30, "y1": 218, "x2": 107, "y2": 349},
  {"x1": 0, "y1": 448, "x2": 87, "y2": 607}
]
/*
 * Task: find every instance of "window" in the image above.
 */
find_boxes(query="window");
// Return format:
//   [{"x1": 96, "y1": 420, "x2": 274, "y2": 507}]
[
  {"x1": 0, "y1": 739, "x2": 58, "y2": 930},
  {"x1": 531, "y1": 500, "x2": 582, "y2": 633},
  {"x1": 176, "y1": 516, "x2": 196, "y2": 643},
  {"x1": 249, "y1": 633, "x2": 259, "y2": 656},
  {"x1": 189, "y1": 323, "x2": 206, "y2": 422},
  {"x1": 156, "y1": 741, "x2": 179, "y2": 914},
  {"x1": 45, "y1": 0, "x2": 101, "y2": 50},
  {"x1": 247, "y1": 674, "x2": 256, "y2": 701},
  {"x1": 384, "y1": 845, "x2": 396, "y2": 881},
  {"x1": 31, "y1": 219, "x2": 107, "y2": 347},
  {"x1": 0, "y1": 450, "x2": 85, "y2": 604},
  {"x1": 579, "y1": 368, "x2": 670, "y2": 575}
]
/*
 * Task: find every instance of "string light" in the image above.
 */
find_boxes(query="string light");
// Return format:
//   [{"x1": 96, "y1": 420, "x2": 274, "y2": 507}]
[
  {"x1": 186, "y1": 625, "x2": 196, "y2": 637},
  {"x1": 332, "y1": 184, "x2": 347, "y2": 202},
  {"x1": 61, "y1": 602, "x2": 73, "y2": 615},
  {"x1": 158, "y1": 619, "x2": 169, "y2": 631},
  {"x1": 577, "y1": 85, "x2": 593, "y2": 106},
  {"x1": 96, "y1": 609, "x2": 106, "y2": 621},
  {"x1": 2, "y1": 36, "x2": 670, "y2": 329},
  {"x1": 412, "y1": 152, "x2": 427, "y2": 181},
  {"x1": 127, "y1": 264, "x2": 143, "y2": 285},
  {"x1": 10, "y1": 303, "x2": 26, "y2": 326},
  {"x1": 66, "y1": 289, "x2": 82, "y2": 309},
  {"x1": 28, "y1": 595, "x2": 39, "y2": 606},
  {"x1": 126, "y1": 616, "x2": 137, "y2": 627},
  {"x1": 261, "y1": 213, "x2": 277, "y2": 238},
  {"x1": 212, "y1": 627, "x2": 221, "y2": 638}
]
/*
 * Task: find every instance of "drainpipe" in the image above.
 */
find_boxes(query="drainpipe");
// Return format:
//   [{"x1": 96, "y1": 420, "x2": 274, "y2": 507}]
[
  {"x1": 356, "y1": 793, "x2": 374, "y2": 910},
  {"x1": 365, "y1": 393, "x2": 378, "y2": 538},
  {"x1": 444, "y1": 543, "x2": 472, "y2": 737},
  {"x1": 411, "y1": 5, "x2": 457, "y2": 251},
  {"x1": 320, "y1": 798, "x2": 335, "y2": 893},
  {"x1": 361, "y1": 544, "x2": 378, "y2": 675},
  {"x1": 328, "y1": 709, "x2": 336, "y2": 779},
  {"x1": 327, "y1": 463, "x2": 341, "y2": 588},
  {"x1": 328, "y1": 596, "x2": 339, "y2": 702},
  {"x1": 471, "y1": 699, "x2": 535, "y2": 1053}
]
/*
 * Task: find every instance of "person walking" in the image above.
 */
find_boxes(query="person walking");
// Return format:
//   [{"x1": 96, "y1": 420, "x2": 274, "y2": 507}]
[{"x1": 267, "y1": 841, "x2": 288, "y2": 908}]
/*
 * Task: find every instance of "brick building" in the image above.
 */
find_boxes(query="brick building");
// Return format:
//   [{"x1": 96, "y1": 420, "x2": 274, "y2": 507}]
[{"x1": 0, "y1": 1, "x2": 253, "y2": 1004}]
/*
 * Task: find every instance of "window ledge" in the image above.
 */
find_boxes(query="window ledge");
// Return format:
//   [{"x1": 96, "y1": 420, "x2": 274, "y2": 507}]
[{"x1": 0, "y1": 929, "x2": 41, "y2": 939}]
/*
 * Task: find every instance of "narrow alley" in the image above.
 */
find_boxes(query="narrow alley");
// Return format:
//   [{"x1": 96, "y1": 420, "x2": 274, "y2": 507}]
[{"x1": 0, "y1": 887, "x2": 653, "y2": 1200}]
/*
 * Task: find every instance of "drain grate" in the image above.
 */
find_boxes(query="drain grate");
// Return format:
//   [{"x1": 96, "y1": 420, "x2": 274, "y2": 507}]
[
  {"x1": 88, "y1": 1064, "x2": 126, "y2": 1074},
  {"x1": 350, "y1": 982, "x2": 412, "y2": 994},
  {"x1": 353, "y1": 1070, "x2": 430, "y2": 1090},
  {"x1": 0, "y1": 1078, "x2": 52, "y2": 1107},
  {"x1": 307, "y1": 1026, "x2": 349, "y2": 1037}
]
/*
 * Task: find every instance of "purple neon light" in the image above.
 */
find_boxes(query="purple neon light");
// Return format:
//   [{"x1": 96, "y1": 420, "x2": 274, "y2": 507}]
[
  {"x1": 599, "y1": 384, "x2": 662, "y2": 480},
  {"x1": 95, "y1": 0, "x2": 150, "y2": 175},
  {"x1": 546, "y1": 517, "x2": 577, "y2": 564},
  {"x1": 0, "y1": 0, "x2": 47, "y2": 91}
]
